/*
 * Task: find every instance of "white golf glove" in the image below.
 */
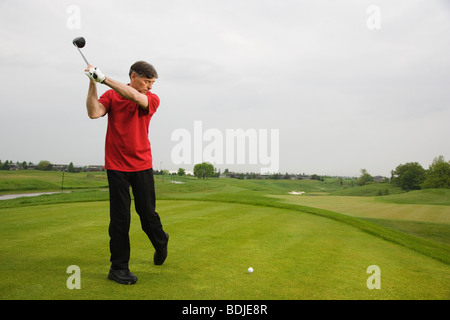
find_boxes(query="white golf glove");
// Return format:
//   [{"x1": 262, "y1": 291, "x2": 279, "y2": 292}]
[{"x1": 85, "y1": 67, "x2": 106, "y2": 83}]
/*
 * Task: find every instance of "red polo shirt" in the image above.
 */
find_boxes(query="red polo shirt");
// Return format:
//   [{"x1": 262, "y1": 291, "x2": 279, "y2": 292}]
[{"x1": 99, "y1": 88, "x2": 160, "y2": 172}]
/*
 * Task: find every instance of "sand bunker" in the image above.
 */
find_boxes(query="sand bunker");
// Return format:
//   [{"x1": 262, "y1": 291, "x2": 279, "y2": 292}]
[{"x1": 288, "y1": 191, "x2": 305, "y2": 195}]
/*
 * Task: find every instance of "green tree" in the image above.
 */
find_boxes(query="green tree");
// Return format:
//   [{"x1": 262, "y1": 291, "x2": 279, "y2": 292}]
[
  {"x1": 37, "y1": 160, "x2": 53, "y2": 171},
  {"x1": 392, "y1": 162, "x2": 426, "y2": 191},
  {"x1": 193, "y1": 162, "x2": 214, "y2": 179},
  {"x1": 422, "y1": 156, "x2": 450, "y2": 189},
  {"x1": 177, "y1": 168, "x2": 186, "y2": 177},
  {"x1": 357, "y1": 169, "x2": 374, "y2": 186},
  {"x1": 68, "y1": 162, "x2": 75, "y2": 173},
  {"x1": 1, "y1": 160, "x2": 9, "y2": 170}
]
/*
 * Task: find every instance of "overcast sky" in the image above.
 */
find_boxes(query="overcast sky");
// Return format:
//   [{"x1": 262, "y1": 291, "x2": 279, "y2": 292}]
[{"x1": 0, "y1": 0, "x2": 449, "y2": 176}]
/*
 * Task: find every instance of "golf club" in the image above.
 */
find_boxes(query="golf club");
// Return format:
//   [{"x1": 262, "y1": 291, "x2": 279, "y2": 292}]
[{"x1": 72, "y1": 37, "x2": 89, "y2": 66}]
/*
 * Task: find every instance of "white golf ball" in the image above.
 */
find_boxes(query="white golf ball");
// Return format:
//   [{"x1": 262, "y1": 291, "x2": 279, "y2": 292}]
[{"x1": 248, "y1": 267, "x2": 253, "y2": 274}]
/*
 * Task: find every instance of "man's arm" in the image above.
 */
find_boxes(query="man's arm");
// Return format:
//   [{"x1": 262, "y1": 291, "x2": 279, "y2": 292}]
[
  {"x1": 103, "y1": 77, "x2": 149, "y2": 110},
  {"x1": 86, "y1": 80, "x2": 107, "y2": 119},
  {"x1": 84, "y1": 64, "x2": 149, "y2": 112}
]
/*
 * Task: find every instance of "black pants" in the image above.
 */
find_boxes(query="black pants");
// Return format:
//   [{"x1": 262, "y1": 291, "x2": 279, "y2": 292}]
[{"x1": 107, "y1": 169, "x2": 167, "y2": 270}]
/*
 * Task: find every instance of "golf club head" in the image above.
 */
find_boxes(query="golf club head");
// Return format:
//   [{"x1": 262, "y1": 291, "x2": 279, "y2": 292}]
[
  {"x1": 72, "y1": 37, "x2": 89, "y2": 65},
  {"x1": 72, "y1": 37, "x2": 86, "y2": 48}
]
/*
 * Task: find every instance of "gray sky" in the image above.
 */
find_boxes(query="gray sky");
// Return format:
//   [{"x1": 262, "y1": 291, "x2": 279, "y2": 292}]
[{"x1": 0, "y1": 0, "x2": 449, "y2": 177}]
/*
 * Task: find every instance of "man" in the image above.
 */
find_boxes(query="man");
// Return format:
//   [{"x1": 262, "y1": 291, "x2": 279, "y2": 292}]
[{"x1": 85, "y1": 61, "x2": 169, "y2": 285}]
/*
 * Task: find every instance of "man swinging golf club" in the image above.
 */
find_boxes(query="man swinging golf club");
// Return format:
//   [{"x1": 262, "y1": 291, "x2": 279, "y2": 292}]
[{"x1": 85, "y1": 61, "x2": 169, "y2": 285}]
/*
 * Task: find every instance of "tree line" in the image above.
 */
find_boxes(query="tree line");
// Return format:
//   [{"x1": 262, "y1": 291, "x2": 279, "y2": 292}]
[
  {"x1": 190, "y1": 155, "x2": 450, "y2": 191},
  {"x1": 3, "y1": 155, "x2": 449, "y2": 190},
  {"x1": 391, "y1": 155, "x2": 450, "y2": 190},
  {"x1": 0, "y1": 160, "x2": 99, "y2": 173},
  {"x1": 314, "y1": 156, "x2": 450, "y2": 191},
  {"x1": 351, "y1": 155, "x2": 449, "y2": 191}
]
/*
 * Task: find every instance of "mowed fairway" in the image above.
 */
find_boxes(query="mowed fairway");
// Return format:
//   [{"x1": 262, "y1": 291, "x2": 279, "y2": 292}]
[
  {"x1": 273, "y1": 195, "x2": 450, "y2": 223},
  {"x1": 272, "y1": 195, "x2": 450, "y2": 245},
  {"x1": 1, "y1": 198, "x2": 449, "y2": 299}
]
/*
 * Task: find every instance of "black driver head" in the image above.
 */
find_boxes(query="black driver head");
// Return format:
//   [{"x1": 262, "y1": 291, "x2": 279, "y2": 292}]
[
  {"x1": 72, "y1": 37, "x2": 89, "y2": 65},
  {"x1": 72, "y1": 37, "x2": 86, "y2": 48}
]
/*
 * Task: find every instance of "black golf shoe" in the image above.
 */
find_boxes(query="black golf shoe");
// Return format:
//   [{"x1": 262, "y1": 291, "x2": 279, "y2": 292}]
[
  {"x1": 154, "y1": 232, "x2": 169, "y2": 265},
  {"x1": 107, "y1": 268, "x2": 137, "y2": 285}
]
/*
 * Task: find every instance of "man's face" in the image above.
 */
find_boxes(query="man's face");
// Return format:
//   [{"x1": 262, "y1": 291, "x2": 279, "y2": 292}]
[{"x1": 130, "y1": 72, "x2": 156, "y2": 94}]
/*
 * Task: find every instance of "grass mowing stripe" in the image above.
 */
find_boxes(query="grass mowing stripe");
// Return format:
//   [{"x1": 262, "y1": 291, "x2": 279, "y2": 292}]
[
  {"x1": 0, "y1": 190, "x2": 110, "y2": 209},
  {"x1": 157, "y1": 194, "x2": 450, "y2": 265},
  {"x1": 362, "y1": 218, "x2": 450, "y2": 245},
  {"x1": 1, "y1": 200, "x2": 448, "y2": 299},
  {"x1": 2, "y1": 188, "x2": 448, "y2": 265}
]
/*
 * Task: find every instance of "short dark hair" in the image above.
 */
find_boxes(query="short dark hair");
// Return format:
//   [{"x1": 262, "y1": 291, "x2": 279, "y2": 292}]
[{"x1": 129, "y1": 61, "x2": 158, "y2": 79}]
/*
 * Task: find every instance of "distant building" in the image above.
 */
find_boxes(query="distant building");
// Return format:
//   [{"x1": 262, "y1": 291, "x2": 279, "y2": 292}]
[
  {"x1": 82, "y1": 165, "x2": 104, "y2": 172},
  {"x1": 53, "y1": 164, "x2": 69, "y2": 171}
]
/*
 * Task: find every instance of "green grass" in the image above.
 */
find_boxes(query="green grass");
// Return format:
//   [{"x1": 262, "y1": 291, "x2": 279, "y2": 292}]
[
  {"x1": 378, "y1": 188, "x2": 450, "y2": 206},
  {"x1": 1, "y1": 200, "x2": 449, "y2": 299},
  {"x1": 273, "y1": 190, "x2": 450, "y2": 246},
  {"x1": 0, "y1": 190, "x2": 110, "y2": 209},
  {"x1": 364, "y1": 219, "x2": 450, "y2": 245},
  {"x1": 0, "y1": 172, "x2": 449, "y2": 299},
  {"x1": 0, "y1": 170, "x2": 108, "y2": 194},
  {"x1": 330, "y1": 182, "x2": 404, "y2": 197}
]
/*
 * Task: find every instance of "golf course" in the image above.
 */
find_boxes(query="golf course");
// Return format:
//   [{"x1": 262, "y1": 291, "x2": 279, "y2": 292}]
[{"x1": 0, "y1": 170, "x2": 449, "y2": 300}]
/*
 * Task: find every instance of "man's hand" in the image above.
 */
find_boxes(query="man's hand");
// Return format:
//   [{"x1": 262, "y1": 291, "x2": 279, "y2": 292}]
[
  {"x1": 85, "y1": 64, "x2": 107, "y2": 119},
  {"x1": 84, "y1": 64, "x2": 149, "y2": 110},
  {"x1": 85, "y1": 65, "x2": 106, "y2": 83}
]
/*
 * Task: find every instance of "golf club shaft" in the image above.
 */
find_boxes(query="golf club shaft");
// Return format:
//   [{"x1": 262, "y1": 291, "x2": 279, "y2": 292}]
[{"x1": 76, "y1": 46, "x2": 89, "y2": 65}]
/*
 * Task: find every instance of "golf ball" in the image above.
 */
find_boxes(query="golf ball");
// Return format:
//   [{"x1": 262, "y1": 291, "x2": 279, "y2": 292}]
[{"x1": 248, "y1": 267, "x2": 253, "y2": 274}]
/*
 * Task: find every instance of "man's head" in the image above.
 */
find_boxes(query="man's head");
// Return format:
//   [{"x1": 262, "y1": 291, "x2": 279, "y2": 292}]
[{"x1": 129, "y1": 61, "x2": 158, "y2": 94}]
